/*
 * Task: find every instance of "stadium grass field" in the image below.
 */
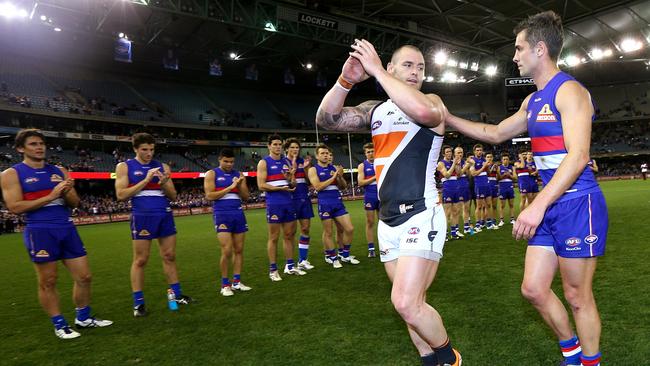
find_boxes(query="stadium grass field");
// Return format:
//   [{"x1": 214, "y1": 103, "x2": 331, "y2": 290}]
[{"x1": 2, "y1": 180, "x2": 649, "y2": 365}]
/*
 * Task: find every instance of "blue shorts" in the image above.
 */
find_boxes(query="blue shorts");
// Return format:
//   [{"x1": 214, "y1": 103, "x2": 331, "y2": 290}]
[
  {"x1": 489, "y1": 184, "x2": 499, "y2": 198},
  {"x1": 442, "y1": 188, "x2": 459, "y2": 204},
  {"x1": 266, "y1": 202, "x2": 297, "y2": 224},
  {"x1": 23, "y1": 225, "x2": 87, "y2": 263},
  {"x1": 518, "y1": 181, "x2": 529, "y2": 194},
  {"x1": 529, "y1": 191, "x2": 608, "y2": 258},
  {"x1": 214, "y1": 210, "x2": 248, "y2": 234},
  {"x1": 364, "y1": 196, "x2": 380, "y2": 210},
  {"x1": 318, "y1": 200, "x2": 348, "y2": 220},
  {"x1": 474, "y1": 185, "x2": 491, "y2": 199},
  {"x1": 531, "y1": 181, "x2": 540, "y2": 193},
  {"x1": 131, "y1": 212, "x2": 177, "y2": 240},
  {"x1": 499, "y1": 184, "x2": 515, "y2": 200},
  {"x1": 293, "y1": 198, "x2": 315, "y2": 220},
  {"x1": 457, "y1": 186, "x2": 471, "y2": 202}
]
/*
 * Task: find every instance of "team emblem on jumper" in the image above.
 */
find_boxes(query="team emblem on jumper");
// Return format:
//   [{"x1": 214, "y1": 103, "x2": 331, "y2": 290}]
[{"x1": 536, "y1": 103, "x2": 557, "y2": 122}]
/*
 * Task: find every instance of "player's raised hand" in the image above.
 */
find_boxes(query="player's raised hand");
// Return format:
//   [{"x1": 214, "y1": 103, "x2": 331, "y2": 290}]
[
  {"x1": 349, "y1": 39, "x2": 383, "y2": 78},
  {"x1": 341, "y1": 56, "x2": 369, "y2": 85}
]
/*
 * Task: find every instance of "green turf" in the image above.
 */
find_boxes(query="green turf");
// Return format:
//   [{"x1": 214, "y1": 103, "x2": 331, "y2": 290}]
[{"x1": 1, "y1": 180, "x2": 649, "y2": 365}]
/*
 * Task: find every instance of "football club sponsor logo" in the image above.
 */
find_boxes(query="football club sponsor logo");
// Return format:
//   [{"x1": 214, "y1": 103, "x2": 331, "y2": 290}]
[
  {"x1": 398, "y1": 203, "x2": 414, "y2": 214},
  {"x1": 536, "y1": 103, "x2": 557, "y2": 122},
  {"x1": 134, "y1": 170, "x2": 144, "y2": 176},
  {"x1": 365, "y1": 203, "x2": 371, "y2": 208},
  {"x1": 584, "y1": 234, "x2": 598, "y2": 245},
  {"x1": 138, "y1": 229, "x2": 151, "y2": 236},
  {"x1": 371, "y1": 121, "x2": 382, "y2": 130},
  {"x1": 379, "y1": 249, "x2": 389, "y2": 256},
  {"x1": 24, "y1": 177, "x2": 39, "y2": 184},
  {"x1": 218, "y1": 224, "x2": 228, "y2": 230},
  {"x1": 408, "y1": 227, "x2": 420, "y2": 235},
  {"x1": 565, "y1": 237, "x2": 581, "y2": 247},
  {"x1": 50, "y1": 174, "x2": 63, "y2": 182},
  {"x1": 35, "y1": 249, "x2": 50, "y2": 258},
  {"x1": 270, "y1": 215, "x2": 279, "y2": 220},
  {"x1": 322, "y1": 212, "x2": 330, "y2": 217},
  {"x1": 270, "y1": 165, "x2": 278, "y2": 169},
  {"x1": 282, "y1": 164, "x2": 290, "y2": 171}
]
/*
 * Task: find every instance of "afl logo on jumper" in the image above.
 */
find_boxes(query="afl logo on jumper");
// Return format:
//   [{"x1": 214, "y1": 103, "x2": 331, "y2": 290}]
[
  {"x1": 584, "y1": 234, "x2": 599, "y2": 245},
  {"x1": 134, "y1": 170, "x2": 144, "y2": 176},
  {"x1": 371, "y1": 121, "x2": 382, "y2": 130},
  {"x1": 565, "y1": 237, "x2": 581, "y2": 247},
  {"x1": 408, "y1": 227, "x2": 420, "y2": 235},
  {"x1": 24, "y1": 177, "x2": 39, "y2": 184}
]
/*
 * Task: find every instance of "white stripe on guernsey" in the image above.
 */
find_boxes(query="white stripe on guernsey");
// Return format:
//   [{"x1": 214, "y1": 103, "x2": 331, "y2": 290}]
[
  {"x1": 218, "y1": 193, "x2": 240, "y2": 200},
  {"x1": 445, "y1": 177, "x2": 457, "y2": 180},
  {"x1": 44, "y1": 198, "x2": 64, "y2": 207},
  {"x1": 562, "y1": 347, "x2": 582, "y2": 357},
  {"x1": 369, "y1": 181, "x2": 377, "y2": 185},
  {"x1": 488, "y1": 177, "x2": 497, "y2": 181},
  {"x1": 323, "y1": 185, "x2": 338, "y2": 191},
  {"x1": 267, "y1": 180, "x2": 289, "y2": 187},
  {"x1": 135, "y1": 190, "x2": 164, "y2": 197},
  {"x1": 534, "y1": 153, "x2": 567, "y2": 170},
  {"x1": 499, "y1": 179, "x2": 512, "y2": 182},
  {"x1": 295, "y1": 178, "x2": 306, "y2": 183},
  {"x1": 478, "y1": 172, "x2": 487, "y2": 176},
  {"x1": 517, "y1": 172, "x2": 530, "y2": 176}
]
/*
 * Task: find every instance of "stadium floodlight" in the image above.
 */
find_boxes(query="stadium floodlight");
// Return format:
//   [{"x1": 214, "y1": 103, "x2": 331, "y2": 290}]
[
  {"x1": 458, "y1": 61, "x2": 468, "y2": 69},
  {"x1": 229, "y1": 52, "x2": 238, "y2": 60},
  {"x1": 441, "y1": 71, "x2": 457, "y2": 83},
  {"x1": 53, "y1": 27, "x2": 61, "y2": 32},
  {"x1": 425, "y1": 75, "x2": 434, "y2": 82},
  {"x1": 603, "y1": 48, "x2": 613, "y2": 57},
  {"x1": 118, "y1": 32, "x2": 125, "y2": 38},
  {"x1": 434, "y1": 51, "x2": 448, "y2": 65},
  {"x1": 447, "y1": 59, "x2": 458, "y2": 67},
  {"x1": 485, "y1": 65, "x2": 497, "y2": 76},
  {"x1": 264, "y1": 21, "x2": 276, "y2": 32},
  {"x1": 620, "y1": 38, "x2": 643, "y2": 53},
  {"x1": 0, "y1": 2, "x2": 28, "y2": 19},
  {"x1": 589, "y1": 48, "x2": 603, "y2": 60},
  {"x1": 39, "y1": 14, "x2": 46, "y2": 21},
  {"x1": 305, "y1": 63, "x2": 313, "y2": 70},
  {"x1": 565, "y1": 55, "x2": 580, "y2": 67},
  {"x1": 470, "y1": 62, "x2": 479, "y2": 71}
]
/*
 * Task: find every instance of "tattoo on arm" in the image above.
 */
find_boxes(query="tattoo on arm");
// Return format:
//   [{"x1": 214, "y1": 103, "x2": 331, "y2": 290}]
[{"x1": 316, "y1": 100, "x2": 380, "y2": 132}]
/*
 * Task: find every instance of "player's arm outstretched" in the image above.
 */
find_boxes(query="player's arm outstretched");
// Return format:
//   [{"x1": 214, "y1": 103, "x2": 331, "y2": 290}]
[
  {"x1": 446, "y1": 94, "x2": 532, "y2": 144},
  {"x1": 256, "y1": 159, "x2": 294, "y2": 192},
  {"x1": 1, "y1": 168, "x2": 72, "y2": 214},
  {"x1": 514, "y1": 81, "x2": 594, "y2": 240},
  {"x1": 349, "y1": 39, "x2": 447, "y2": 128},
  {"x1": 316, "y1": 55, "x2": 380, "y2": 132}
]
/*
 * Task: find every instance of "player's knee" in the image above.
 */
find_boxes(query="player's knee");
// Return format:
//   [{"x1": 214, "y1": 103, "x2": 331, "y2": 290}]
[
  {"x1": 563, "y1": 286, "x2": 593, "y2": 311},
  {"x1": 345, "y1": 226, "x2": 354, "y2": 237},
  {"x1": 391, "y1": 293, "x2": 420, "y2": 324},
  {"x1": 521, "y1": 282, "x2": 546, "y2": 304},
  {"x1": 38, "y1": 274, "x2": 57, "y2": 290},
  {"x1": 133, "y1": 256, "x2": 149, "y2": 268},
  {"x1": 76, "y1": 272, "x2": 92, "y2": 286},
  {"x1": 161, "y1": 251, "x2": 176, "y2": 263}
]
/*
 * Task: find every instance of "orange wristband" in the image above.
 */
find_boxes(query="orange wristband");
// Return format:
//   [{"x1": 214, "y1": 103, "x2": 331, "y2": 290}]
[{"x1": 337, "y1": 75, "x2": 354, "y2": 91}]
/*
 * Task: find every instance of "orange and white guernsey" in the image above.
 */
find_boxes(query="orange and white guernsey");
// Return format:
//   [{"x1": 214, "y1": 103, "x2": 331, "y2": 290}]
[{"x1": 370, "y1": 99, "x2": 444, "y2": 226}]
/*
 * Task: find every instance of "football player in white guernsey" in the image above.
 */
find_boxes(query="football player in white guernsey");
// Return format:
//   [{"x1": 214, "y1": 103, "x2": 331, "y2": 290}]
[{"x1": 316, "y1": 42, "x2": 460, "y2": 366}]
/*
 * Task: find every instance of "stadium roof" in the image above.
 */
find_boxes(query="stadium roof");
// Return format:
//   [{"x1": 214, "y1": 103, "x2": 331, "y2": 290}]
[{"x1": 4, "y1": 0, "x2": 650, "y2": 86}]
